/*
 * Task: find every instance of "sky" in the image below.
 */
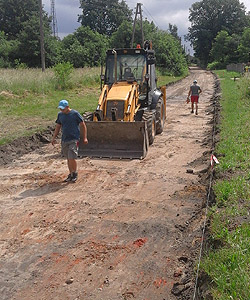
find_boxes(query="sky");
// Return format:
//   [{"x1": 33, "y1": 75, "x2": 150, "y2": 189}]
[{"x1": 42, "y1": 0, "x2": 250, "y2": 53}]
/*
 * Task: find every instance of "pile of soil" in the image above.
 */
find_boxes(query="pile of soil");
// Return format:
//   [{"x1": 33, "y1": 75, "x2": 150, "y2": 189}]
[{"x1": 0, "y1": 126, "x2": 54, "y2": 165}]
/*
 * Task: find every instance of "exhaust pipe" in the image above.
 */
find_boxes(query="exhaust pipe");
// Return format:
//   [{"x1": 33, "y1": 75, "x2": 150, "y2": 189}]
[{"x1": 112, "y1": 49, "x2": 117, "y2": 84}]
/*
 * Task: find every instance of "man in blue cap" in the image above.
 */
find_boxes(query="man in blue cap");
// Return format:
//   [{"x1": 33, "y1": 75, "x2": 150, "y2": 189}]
[{"x1": 51, "y1": 99, "x2": 88, "y2": 182}]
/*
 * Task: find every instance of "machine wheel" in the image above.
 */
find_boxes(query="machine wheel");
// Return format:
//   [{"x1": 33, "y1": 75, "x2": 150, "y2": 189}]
[
  {"x1": 142, "y1": 110, "x2": 156, "y2": 145},
  {"x1": 156, "y1": 97, "x2": 165, "y2": 134},
  {"x1": 83, "y1": 112, "x2": 93, "y2": 121}
]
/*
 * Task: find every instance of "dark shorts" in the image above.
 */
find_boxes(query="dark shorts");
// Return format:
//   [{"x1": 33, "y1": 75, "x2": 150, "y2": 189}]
[
  {"x1": 191, "y1": 95, "x2": 199, "y2": 103},
  {"x1": 61, "y1": 140, "x2": 79, "y2": 159}
]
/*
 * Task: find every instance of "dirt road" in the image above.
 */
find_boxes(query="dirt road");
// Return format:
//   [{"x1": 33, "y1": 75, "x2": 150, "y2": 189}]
[{"x1": 0, "y1": 68, "x2": 215, "y2": 300}]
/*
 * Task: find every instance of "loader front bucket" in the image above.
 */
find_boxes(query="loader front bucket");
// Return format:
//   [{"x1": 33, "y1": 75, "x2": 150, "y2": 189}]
[{"x1": 79, "y1": 121, "x2": 148, "y2": 159}]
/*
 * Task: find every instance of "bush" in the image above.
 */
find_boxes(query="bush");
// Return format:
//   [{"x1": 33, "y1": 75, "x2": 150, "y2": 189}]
[
  {"x1": 14, "y1": 59, "x2": 28, "y2": 69},
  {"x1": 207, "y1": 61, "x2": 225, "y2": 70},
  {"x1": 53, "y1": 62, "x2": 73, "y2": 90}
]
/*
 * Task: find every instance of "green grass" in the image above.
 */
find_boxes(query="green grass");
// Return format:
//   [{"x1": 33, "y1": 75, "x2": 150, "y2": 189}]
[
  {"x1": 202, "y1": 224, "x2": 250, "y2": 300},
  {"x1": 0, "y1": 67, "x2": 101, "y2": 144},
  {"x1": 215, "y1": 71, "x2": 250, "y2": 172},
  {"x1": 200, "y1": 70, "x2": 250, "y2": 299},
  {"x1": 157, "y1": 68, "x2": 189, "y2": 87},
  {"x1": 0, "y1": 67, "x2": 100, "y2": 94}
]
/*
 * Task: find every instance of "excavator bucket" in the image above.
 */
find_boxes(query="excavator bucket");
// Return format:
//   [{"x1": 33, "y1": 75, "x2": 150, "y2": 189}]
[{"x1": 79, "y1": 121, "x2": 148, "y2": 159}]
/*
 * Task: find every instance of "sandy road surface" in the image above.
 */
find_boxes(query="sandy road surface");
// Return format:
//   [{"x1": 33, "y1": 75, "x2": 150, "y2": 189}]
[{"x1": 0, "y1": 68, "x2": 215, "y2": 300}]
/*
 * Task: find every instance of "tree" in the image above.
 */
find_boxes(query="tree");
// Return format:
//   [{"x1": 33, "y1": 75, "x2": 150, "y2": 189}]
[
  {"x1": 0, "y1": 0, "x2": 40, "y2": 39},
  {"x1": 15, "y1": 15, "x2": 42, "y2": 67},
  {"x1": 152, "y1": 30, "x2": 188, "y2": 76},
  {"x1": 210, "y1": 30, "x2": 231, "y2": 66},
  {"x1": 61, "y1": 26, "x2": 109, "y2": 67},
  {"x1": 78, "y1": 0, "x2": 132, "y2": 36},
  {"x1": 0, "y1": 0, "x2": 54, "y2": 67},
  {"x1": 0, "y1": 31, "x2": 18, "y2": 67},
  {"x1": 45, "y1": 36, "x2": 63, "y2": 67},
  {"x1": 110, "y1": 20, "x2": 132, "y2": 48},
  {"x1": 188, "y1": 0, "x2": 248, "y2": 66},
  {"x1": 226, "y1": 34, "x2": 241, "y2": 64},
  {"x1": 238, "y1": 28, "x2": 250, "y2": 63},
  {"x1": 168, "y1": 23, "x2": 179, "y2": 40},
  {"x1": 110, "y1": 19, "x2": 158, "y2": 49},
  {"x1": 136, "y1": 20, "x2": 157, "y2": 46}
]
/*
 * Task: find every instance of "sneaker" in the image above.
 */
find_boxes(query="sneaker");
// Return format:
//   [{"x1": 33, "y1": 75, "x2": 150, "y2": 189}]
[
  {"x1": 191, "y1": 110, "x2": 194, "y2": 113},
  {"x1": 71, "y1": 172, "x2": 78, "y2": 183},
  {"x1": 64, "y1": 174, "x2": 72, "y2": 182}
]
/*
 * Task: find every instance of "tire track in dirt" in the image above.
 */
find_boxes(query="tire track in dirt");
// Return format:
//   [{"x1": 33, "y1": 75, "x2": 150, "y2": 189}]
[{"x1": 0, "y1": 68, "x2": 215, "y2": 300}]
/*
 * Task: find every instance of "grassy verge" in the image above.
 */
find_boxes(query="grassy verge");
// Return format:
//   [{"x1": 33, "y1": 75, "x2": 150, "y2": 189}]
[
  {"x1": 157, "y1": 68, "x2": 189, "y2": 87},
  {"x1": 0, "y1": 68, "x2": 101, "y2": 145},
  {"x1": 200, "y1": 70, "x2": 250, "y2": 299}
]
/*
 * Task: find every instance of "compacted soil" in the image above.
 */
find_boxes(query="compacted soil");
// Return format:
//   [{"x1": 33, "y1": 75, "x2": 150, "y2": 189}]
[{"x1": 0, "y1": 68, "x2": 216, "y2": 300}]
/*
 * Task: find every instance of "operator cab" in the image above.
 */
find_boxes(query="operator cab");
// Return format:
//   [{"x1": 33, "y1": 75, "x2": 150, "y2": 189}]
[
  {"x1": 104, "y1": 48, "x2": 151, "y2": 86},
  {"x1": 103, "y1": 47, "x2": 157, "y2": 108}
]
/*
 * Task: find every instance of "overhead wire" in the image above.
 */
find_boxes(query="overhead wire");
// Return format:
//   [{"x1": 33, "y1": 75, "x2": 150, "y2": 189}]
[{"x1": 142, "y1": 4, "x2": 161, "y2": 29}]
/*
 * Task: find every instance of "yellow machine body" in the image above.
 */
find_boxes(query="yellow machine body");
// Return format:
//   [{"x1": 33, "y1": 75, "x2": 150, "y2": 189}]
[{"x1": 79, "y1": 47, "x2": 166, "y2": 159}]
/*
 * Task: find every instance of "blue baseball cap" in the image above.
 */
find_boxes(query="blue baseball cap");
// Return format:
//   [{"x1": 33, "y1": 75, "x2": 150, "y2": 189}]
[{"x1": 58, "y1": 99, "x2": 69, "y2": 109}]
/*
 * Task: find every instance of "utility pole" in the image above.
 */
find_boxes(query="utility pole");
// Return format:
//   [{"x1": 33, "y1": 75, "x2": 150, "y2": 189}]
[
  {"x1": 39, "y1": 0, "x2": 46, "y2": 71},
  {"x1": 50, "y1": 0, "x2": 58, "y2": 38},
  {"x1": 131, "y1": 3, "x2": 144, "y2": 48}
]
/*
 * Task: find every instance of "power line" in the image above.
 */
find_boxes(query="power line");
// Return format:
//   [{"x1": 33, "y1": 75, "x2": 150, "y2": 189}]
[
  {"x1": 143, "y1": 5, "x2": 161, "y2": 29},
  {"x1": 126, "y1": 1, "x2": 162, "y2": 29}
]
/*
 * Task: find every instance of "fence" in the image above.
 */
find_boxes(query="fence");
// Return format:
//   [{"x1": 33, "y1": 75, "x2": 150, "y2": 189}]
[{"x1": 226, "y1": 63, "x2": 246, "y2": 73}]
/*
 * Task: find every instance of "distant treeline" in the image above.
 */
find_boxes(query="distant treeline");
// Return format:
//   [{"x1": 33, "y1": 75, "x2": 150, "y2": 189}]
[
  {"x1": 0, "y1": 0, "x2": 249, "y2": 73},
  {"x1": 188, "y1": 0, "x2": 250, "y2": 68},
  {"x1": 0, "y1": 0, "x2": 187, "y2": 76}
]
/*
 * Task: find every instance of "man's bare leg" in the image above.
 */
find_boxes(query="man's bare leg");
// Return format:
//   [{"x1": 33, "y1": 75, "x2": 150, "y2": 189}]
[{"x1": 67, "y1": 159, "x2": 77, "y2": 174}]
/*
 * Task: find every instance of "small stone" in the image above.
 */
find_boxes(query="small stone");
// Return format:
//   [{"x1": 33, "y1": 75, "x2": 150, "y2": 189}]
[
  {"x1": 171, "y1": 282, "x2": 191, "y2": 296},
  {"x1": 178, "y1": 256, "x2": 188, "y2": 263},
  {"x1": 174, "y1": 269, "x2": 183, "y2": 277},
  {"x1": 65, "y1": 278, "x2": 74, "y2": 285},
  {"x1": 186, "y1": 169, "x2": 194, "y2": 174}
]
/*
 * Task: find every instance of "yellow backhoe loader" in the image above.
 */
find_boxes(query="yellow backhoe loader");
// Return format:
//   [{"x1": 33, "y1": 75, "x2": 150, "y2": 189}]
[{"x1": 79, "y1": 42, "x2": 166, "y2": 159}]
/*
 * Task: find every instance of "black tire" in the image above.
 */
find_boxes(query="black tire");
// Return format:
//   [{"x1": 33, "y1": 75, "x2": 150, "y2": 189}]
[
  {"x1": 156, "y1": 97, "x2": 165, "y2": 134},
  {"x1": 142, "y1": 110, "x2": 156, "y2": 145},
  {"x1": 83, "y1": 112, "x2": 93, "y2": 121}
]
